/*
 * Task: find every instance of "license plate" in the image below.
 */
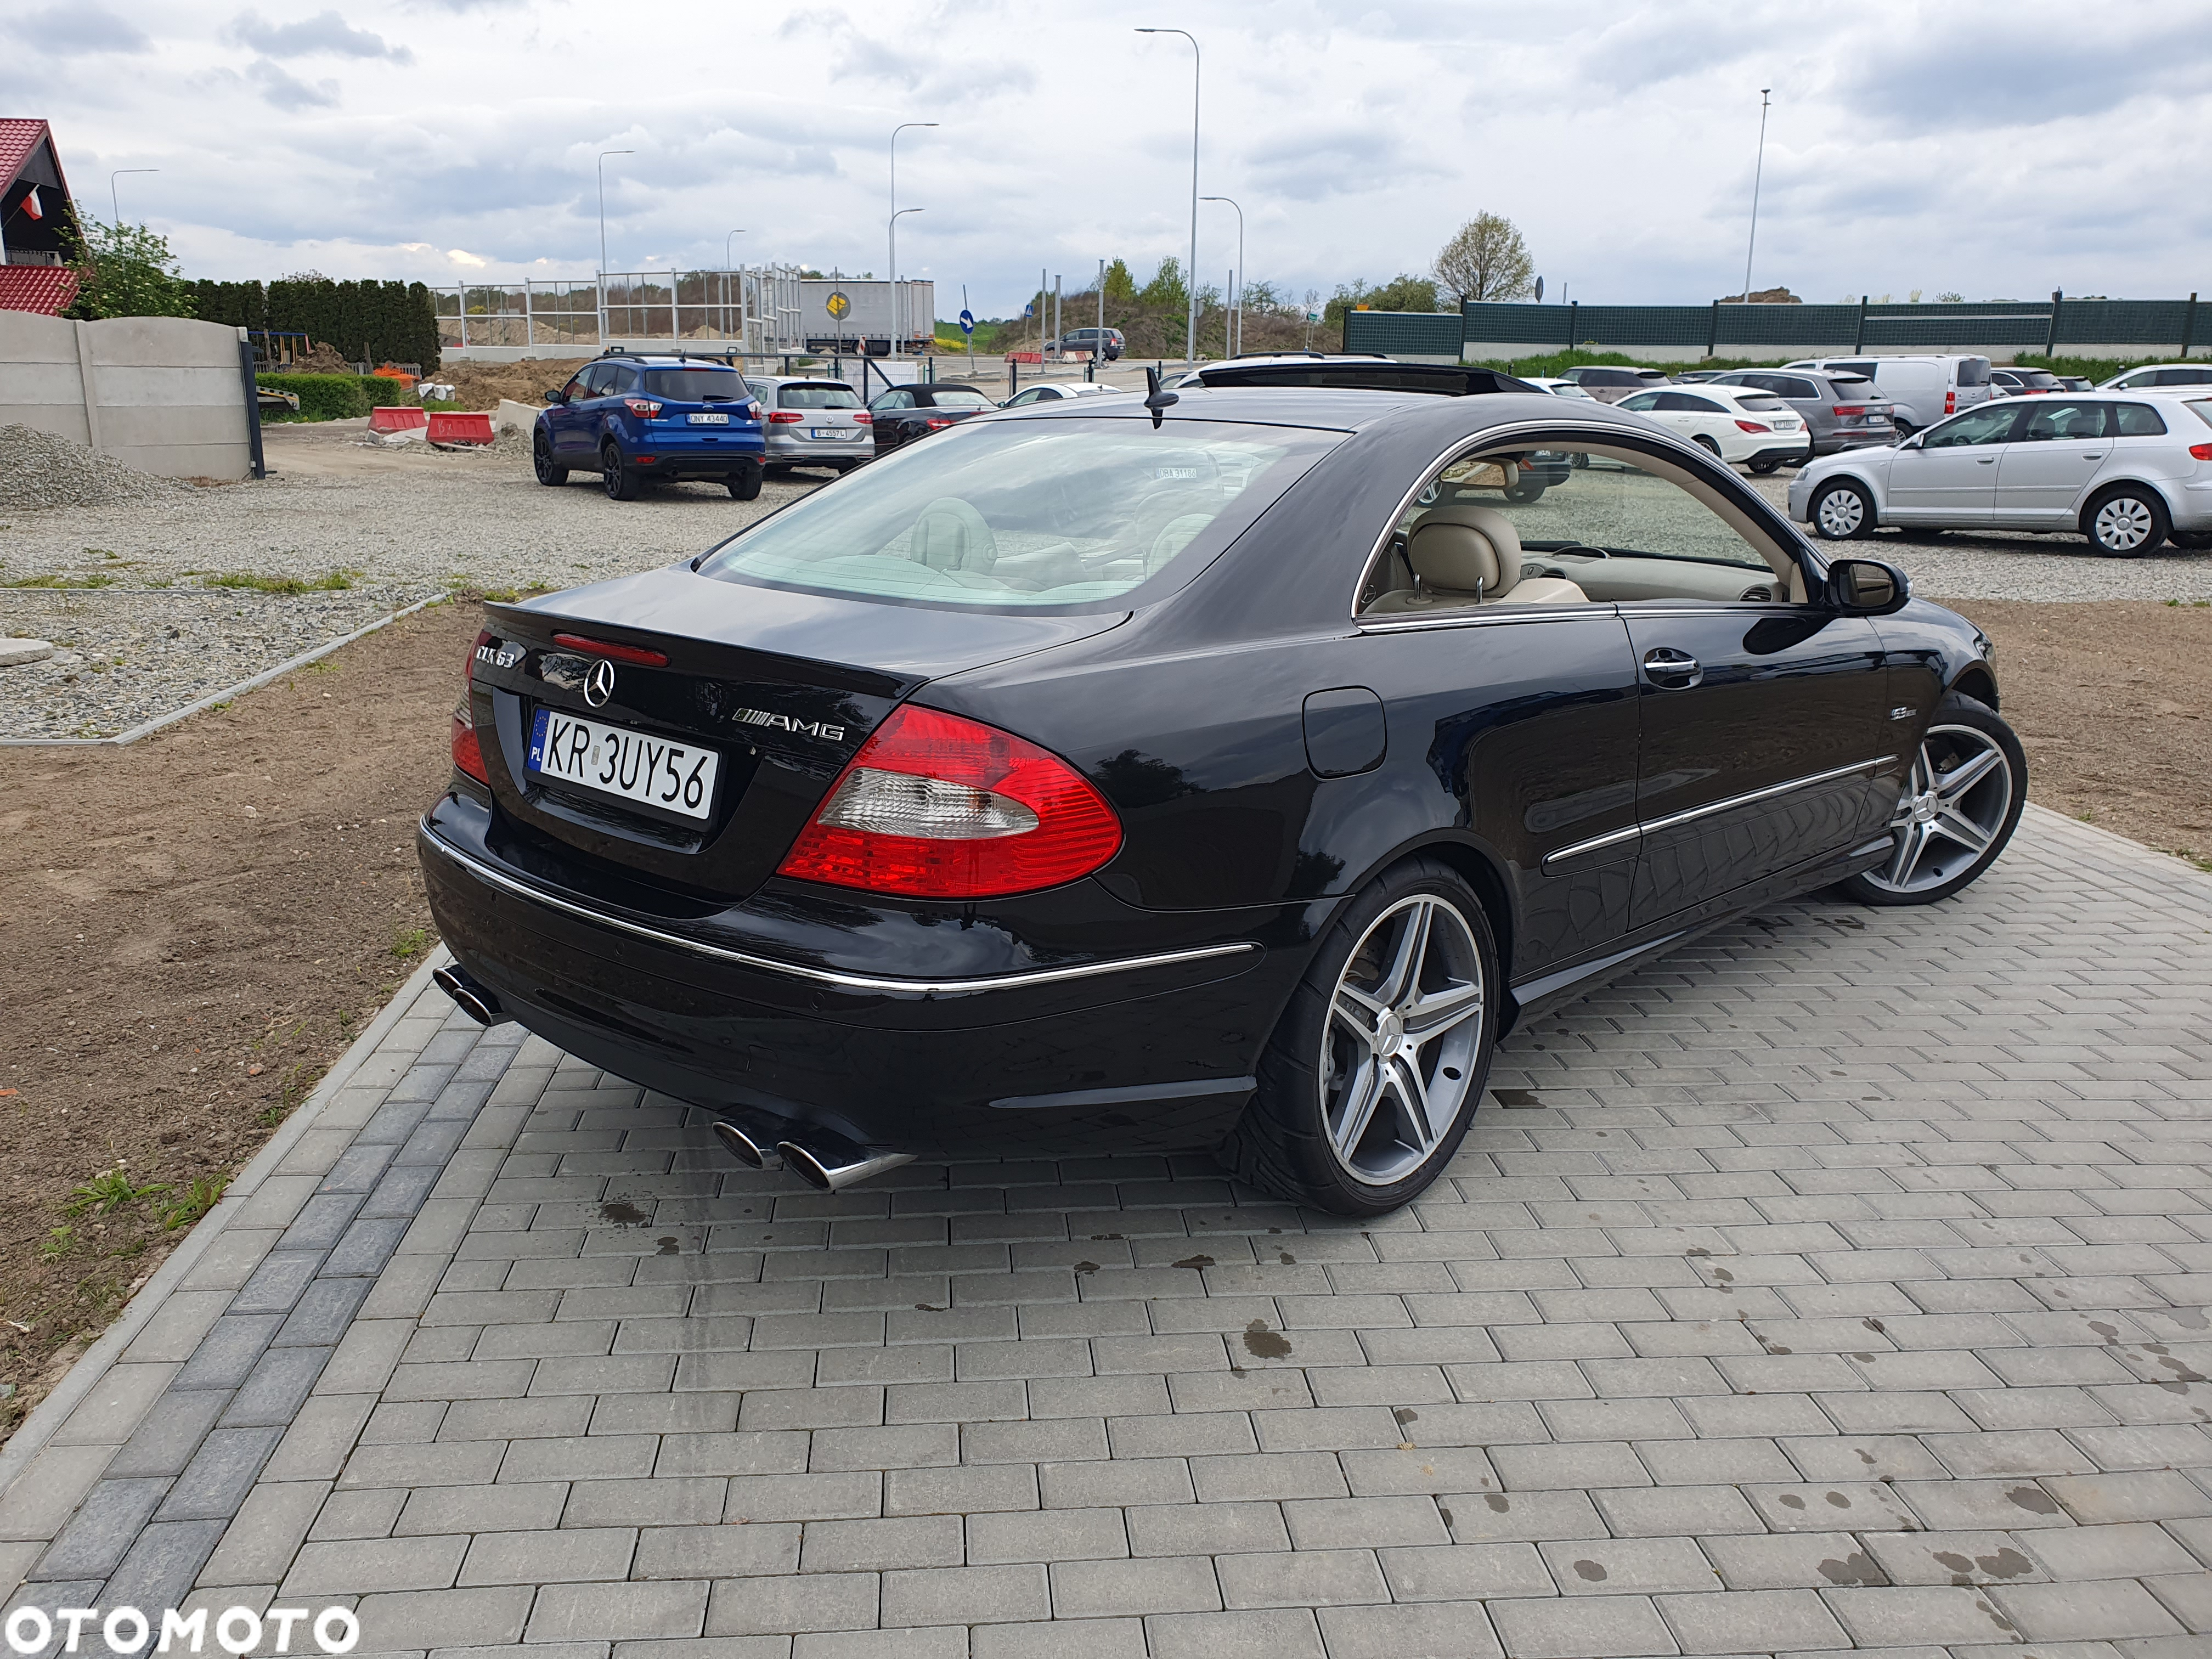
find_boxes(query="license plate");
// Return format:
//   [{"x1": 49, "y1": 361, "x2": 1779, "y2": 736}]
[
  {"x1": 528, "y1": 708, "x2": 719, "y2": 820},
  {"x1": 1775, "y1": 419, "x2": 1801, "y2": 428},
  {"x1": 811, "y1": 428, "x2": 857, "y2": 440},
  {"x1": 688, "y1": 413, "x2": 731, "y2": 425}
]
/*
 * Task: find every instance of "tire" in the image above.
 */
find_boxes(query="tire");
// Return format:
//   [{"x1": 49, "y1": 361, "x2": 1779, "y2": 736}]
[
  {"x1": 1220, "y1": 857, "x2": 1499, "y2": 1216},
  {"x1": 1836, "y1": 691, "x2": 2026, "y2": 907},
  {"x1": 602, "y1": 443, "x2": 641, "y2": 501},
  {"x1": 1750, "y1": 459, "x2": 1782, "y2": 475},
  {"x1": 1502, "y1": 477, "x2": 1547, "y2": 504},
  {"x1": 1892, "y1": 419, "x2": 1917, "y2": 439},
  {"x1": 1692, "y1": 434, "x2": 1723, "y2": 458},
  {"x1": 726, "y1": 462, "x2": 763, "y2": 501},
  {"x1": 1810, "y1": 478, "x2": 1877, "y2": 540},
  {"x1": 2082, "y1": 486, "x2": 2170, "y2": 557},
  {"x1": 532, "y1": 432, "x2": 567, "y2": 486}
]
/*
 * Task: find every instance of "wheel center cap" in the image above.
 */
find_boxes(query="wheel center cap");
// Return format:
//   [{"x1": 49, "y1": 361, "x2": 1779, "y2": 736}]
[
  {"x1": 1374, "y1": 1011, "x2": 1404, "y2": 1052},
  {"x1": 1910, "y1": 792, "x2": 1938, "y2": 825}
]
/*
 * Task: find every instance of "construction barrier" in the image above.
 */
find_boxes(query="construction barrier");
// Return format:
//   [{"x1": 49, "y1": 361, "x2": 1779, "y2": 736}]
[
  {"x1": 427, "y1": 411, "x2": 495, "y2": 445},
  {"x1": 368, "y1": 406, "x2": 428, "y2": 433}
]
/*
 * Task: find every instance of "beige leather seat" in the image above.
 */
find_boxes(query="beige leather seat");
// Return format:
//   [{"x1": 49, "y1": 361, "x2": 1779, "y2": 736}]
[{"x1": 1365, "y1": 505, "x2": 1587, "y2": 614}]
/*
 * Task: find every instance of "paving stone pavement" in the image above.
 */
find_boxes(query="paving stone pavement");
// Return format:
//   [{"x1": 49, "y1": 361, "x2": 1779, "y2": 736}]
[{"x1": 4, "y1": 803, "x2": 2210, "y2": 1659}]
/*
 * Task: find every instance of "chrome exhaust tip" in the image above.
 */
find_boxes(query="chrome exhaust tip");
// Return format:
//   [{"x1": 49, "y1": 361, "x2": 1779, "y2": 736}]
[
  {"x1": 432, "y1": 964, "x2": 507, "y2": 1026},
  {"x1": 776, "y1": 1137, "x2": 917, "y2": 1193},
  {"x1": 710, "y1": 1119, "x2": 774, "y2": 1170}
]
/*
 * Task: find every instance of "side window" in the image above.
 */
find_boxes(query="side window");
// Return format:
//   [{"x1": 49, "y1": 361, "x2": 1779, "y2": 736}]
[
  {"x1": 560, "y1": 370, "x2": 592, "y2": 401},
  {"x1": 1654, "y1": 392, "x2": 1719, "y2": 413},
  {"x1": 1358, "y1": 444, "x2": 1799, "y2": 618},
  {"x1": 1779, "y1": 378, "x2": 1819, "y2": 399},
  {"x1": 872, "y1": 389, "x2": 916, "y2": 411},
  {"x1": 1006, "y1": 388, "x2": 1043, "y2": 405},
  {"x1": 2018, "y1": 401, "x2": 2107, "y2": 442},
  {"x1": 2110, "y1": 403, "x2": 2168, "y2": 437},
  {"x1": 1921, "y1": 405, "x2": 2022, "y2": 448},
  {"x1": 1617, "y1": 391, "x2": 1661, "y2": 411}
]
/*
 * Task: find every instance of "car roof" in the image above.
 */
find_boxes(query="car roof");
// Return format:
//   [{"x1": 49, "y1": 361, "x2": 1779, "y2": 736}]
[{"x1": 997, "y1": 383, "x2": 1675, "y2": 441}]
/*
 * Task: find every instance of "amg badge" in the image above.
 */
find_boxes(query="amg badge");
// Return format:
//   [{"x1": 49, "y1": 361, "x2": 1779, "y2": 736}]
[{"x1": 735, "y1": 708, "x2": 845, "y2": 742}]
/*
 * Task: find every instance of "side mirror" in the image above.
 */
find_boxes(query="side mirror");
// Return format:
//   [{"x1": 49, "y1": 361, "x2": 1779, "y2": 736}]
[
  {"x1": 1896, "y1": 431, "x2": 1921, "y2": 449},
  {"x1": 544, "y1": 387, "x2": 568, "y2": 405},
  {"x1": 1829, "y1": 557, "x2": 1909, "y2": 616}
]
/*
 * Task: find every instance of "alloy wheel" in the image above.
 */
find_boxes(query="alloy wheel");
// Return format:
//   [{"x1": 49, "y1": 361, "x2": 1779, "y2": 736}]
[
  {"x1": 2092, "y1": 495, "x2": 2154, "y2": 554},
  {"x1": 1318, "y1": 894, "x2": 1485, "y2": 1187},
  {"x1": 1815, "y1": 486, "x2": 1866, "y2": 538},
  {"x1": 1863, "y1": 723, "x2": 2014, "y2": 896}
]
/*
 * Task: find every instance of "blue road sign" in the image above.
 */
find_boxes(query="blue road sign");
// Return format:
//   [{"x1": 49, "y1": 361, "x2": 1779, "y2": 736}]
[
  {"x1": 958, "y1": 309, "x2": 975, "y2": 335},
  {"x1": 1023, "y1": 303, "x2": 1034, "y2": 320}
]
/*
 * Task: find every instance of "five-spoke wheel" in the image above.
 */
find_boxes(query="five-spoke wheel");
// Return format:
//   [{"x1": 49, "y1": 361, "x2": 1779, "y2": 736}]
[
  {"x1": 1841, "y1": 692, "x2": 2025, "y2": 906},
  {"x1": 1225, "y1": 860, "x2": 1498, "y2": 1214}
]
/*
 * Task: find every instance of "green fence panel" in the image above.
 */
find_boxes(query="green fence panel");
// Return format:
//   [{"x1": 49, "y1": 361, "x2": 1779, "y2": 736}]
[
  {"x1": 1341, "y1": 311, "x2": 1464, "y2": 356},
  {"x1": 1457, "y1": 303, "x2": 1576, "y2": 345}
]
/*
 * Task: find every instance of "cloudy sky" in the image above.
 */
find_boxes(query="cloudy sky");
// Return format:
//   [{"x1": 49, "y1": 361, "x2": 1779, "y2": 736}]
[{"x1": 6, "y1": 0, "x2": 2210, "y2": 318}]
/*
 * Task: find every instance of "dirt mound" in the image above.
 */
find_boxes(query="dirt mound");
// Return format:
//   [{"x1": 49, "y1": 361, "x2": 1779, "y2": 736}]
[
  {"x1": 438, "y1": 358, "x2": 588, "y2": 411},
  {"x1": 0, "y1": 425, "x2": 183, "y2": 511},
  {"x1": 296, "y1": 341, "x2": 354, "y2": 373}
]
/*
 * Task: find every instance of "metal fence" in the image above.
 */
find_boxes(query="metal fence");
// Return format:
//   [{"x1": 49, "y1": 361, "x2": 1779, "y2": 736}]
[
  {"x1": 1345, "y1": 295, "x2": 2203, "y2": 360},
  {"x1": 433, "y1": 268, "x2": 809, "y2": 355}
]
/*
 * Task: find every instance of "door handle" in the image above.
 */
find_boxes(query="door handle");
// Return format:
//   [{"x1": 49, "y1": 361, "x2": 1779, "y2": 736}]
[
  {"x1": 2082, "y1": 453, "x2": 2104, "y2": 460},
  {"x1": 1642, "y1": 647, "x2": 1702, "y2": 688},
  {"x1": 1976, "y1": 457, "x2": 1996, "y2": 464}
]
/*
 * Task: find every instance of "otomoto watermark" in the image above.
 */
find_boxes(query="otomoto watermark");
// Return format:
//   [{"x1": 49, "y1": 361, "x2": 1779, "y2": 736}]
[{"x1": 4, "y1": 1605, "x2": 360, "y2": 1656}]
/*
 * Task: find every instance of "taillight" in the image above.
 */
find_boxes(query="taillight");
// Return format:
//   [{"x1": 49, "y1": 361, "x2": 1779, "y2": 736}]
[
  {"x1": 1735, "y1": 420, "x2": 1770, "y2": 433},
  {"x1": 1832, "y1": 405, "x2": 1866, "y2": 417},
  {"x1": 624, "y1": 397, "x2": 663, "y2": 418},
  {"x1": 1945, "y1": 391, "x2": 1957, "y2": 414},
  {"x1": 453, "y1": 630, "x2": 490, "y2": 784},
  {"x1": 552, "y1": 632, "x2": 668, "y2": 667},
  {"x1": 769, "y1": 410, "x2": 804, "y2": 423},
  {"x1": 925, "y1": 417, "x2": 953, "y2": 430},
  {"x1": 853, "y1": 411, "x2": 872, "y2": 424},
  {"x1": 776, "y1": 705, "x2": 1122, "y2": 899},
  {"x1": 2190, "y1": 442, "x2": 2212, "y2": 460}
]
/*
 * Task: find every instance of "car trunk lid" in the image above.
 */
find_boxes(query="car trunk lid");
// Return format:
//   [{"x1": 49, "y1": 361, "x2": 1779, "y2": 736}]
[{"x1": 466, "y1": 566, "x2": 1126, "y2": 899}]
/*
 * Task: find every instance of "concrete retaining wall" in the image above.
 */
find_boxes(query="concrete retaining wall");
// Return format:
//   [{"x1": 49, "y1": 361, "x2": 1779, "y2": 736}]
[
  {"x1": 0, "y1": 313, "x2": 254, "y2": 479},
  {"x1": 1462, "y1": 340, "x2": 2194, "y2": 367}
]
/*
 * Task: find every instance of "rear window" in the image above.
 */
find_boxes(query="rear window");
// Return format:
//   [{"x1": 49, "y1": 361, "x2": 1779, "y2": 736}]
[
  {"x1": 1956, "y1": 359, "x2": 1991, "y2": 387},
  {"x1": 1829, "y1": 376, "x2": 1877, "y2": 396},
  {"x1": 697, "y1": 419, "x2": 1341, "y2": 612},
  {"x1": 2009, "y1": 370, "x2": 2061, "y2": 389},
  {"x1": 928, "y1": 387, "x2": 996, "y2": 409},
  {"x1": 643, "y1": 369, "x2": 748, "y2": 402},
  {"x1": 1830, "y1": 361, "x2": 1880, "y2": 379},
  {"x1": 1734, "y1": 396, "x2": 1791, "y2": 412},
  {"x1": 778, "y1": 383, "x2": 861, "y2": 409}
]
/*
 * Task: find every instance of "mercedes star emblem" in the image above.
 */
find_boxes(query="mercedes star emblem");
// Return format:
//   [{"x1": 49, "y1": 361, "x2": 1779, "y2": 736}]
[{"x1": 584, "y1": 659, "x2": 616, "y2": 708}]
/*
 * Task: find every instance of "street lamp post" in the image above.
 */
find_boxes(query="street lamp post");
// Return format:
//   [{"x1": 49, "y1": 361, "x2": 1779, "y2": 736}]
[
  {"x1": 1136, "y1": 28, "x2": 1200, "y2": 365},
  {"x1": 890, "y1": 122, "x2": 938, "y2": 358},
  {"x1": 1201, "y1": 195, "x2": 1242, "y2": 357},
  {"x1": 110, "y1": 168, "x2": 158, "y2": 225},
  {"x1": 597, "y1": 149, "x2": 633, "y2": 345},
  {"x1": 1741, "y1": 89, "x2": 1771, "y2": 302},
  {"x1": 891, "y1": 208, "x2": 924, "y2": 356}
]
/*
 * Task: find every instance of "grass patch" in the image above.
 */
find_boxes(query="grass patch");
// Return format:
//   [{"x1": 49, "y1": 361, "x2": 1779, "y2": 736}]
[
  {"x1": 202, "y1": 569, "x2": 359, "y2": 595},
  {"x1": 4, "y1": 573, "x2": 116, "y2": 589},
  {"x1": 64, "y1": 1166, "x2": 170, "y2": 1218},
  {"x1": 392, "y1": 926, "x2": 430, "y2": 961},
  {"x1": 161, "y1": 1177, "x2": 228, "y2": 1232}
]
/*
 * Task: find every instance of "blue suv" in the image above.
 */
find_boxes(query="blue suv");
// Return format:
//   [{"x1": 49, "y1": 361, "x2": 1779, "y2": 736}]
[{"x1": 534, "y1": 353, "x2": 767, "y2": 500}]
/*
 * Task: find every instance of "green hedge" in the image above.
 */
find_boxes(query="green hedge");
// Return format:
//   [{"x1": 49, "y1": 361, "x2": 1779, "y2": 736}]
[
  {"x1": 255, "y1": 374, "x2": 416, "y2": 421},
  {"x1": 199, "y1": 276, "x2": 441, "y2": 370}
]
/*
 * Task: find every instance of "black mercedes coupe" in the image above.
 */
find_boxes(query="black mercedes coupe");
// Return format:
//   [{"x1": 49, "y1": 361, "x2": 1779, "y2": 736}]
[{"x1": 420, "y1": 386, "x2": 2023, "y2": 1214}]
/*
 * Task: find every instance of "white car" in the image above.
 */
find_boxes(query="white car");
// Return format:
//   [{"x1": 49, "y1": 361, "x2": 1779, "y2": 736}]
[
  {"x1": 1615, "y1": 383, "x2": 1812, "y2": 472},
  {"x1": 1520, "y1": 376, "x2": 1601, "y2": 402},
  {"x1": 1789, "y1": 391, "x2": 2212, "y2": 555},
  {"x1": 2097, "y1": 363, "x2": 2212, "y2": 392},
  {"x1": 1000, "y1": 381, "x2": 1137, "y2": 407}
]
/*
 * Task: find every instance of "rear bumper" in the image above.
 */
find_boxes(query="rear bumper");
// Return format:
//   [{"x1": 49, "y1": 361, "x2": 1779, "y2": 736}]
[
  {"x1": 1744, "y1": 442, "x2": 1814, "y2": 467},
  {"x1": 416, "y1": 799, "x2": 1294, "y2": 1158},
  {"x1": 1813, "y1": 430, "x2": 1895, "y2": 455},
  {"x1": 765, "y1": 432, "x2": 876, "y2": 462}
]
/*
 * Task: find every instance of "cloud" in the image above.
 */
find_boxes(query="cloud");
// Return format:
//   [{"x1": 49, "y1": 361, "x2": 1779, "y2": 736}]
[
  {"x1": 244, "y1": 58, "x2": 340, "y2": 109},
  {"x1": 5, "y1": 4, "x2": 149, "y2": 55},
  {"x1": 227, "y1": 9, "x2": 415, "y2": 64}
]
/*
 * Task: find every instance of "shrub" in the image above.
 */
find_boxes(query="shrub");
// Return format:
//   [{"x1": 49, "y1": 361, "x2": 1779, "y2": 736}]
[
  {"x1": 358, "y1": 376, "x2": 412, "y2": 409},
  {"x1": 257, "y1": 374, "x2": 367, "y2": 421}
]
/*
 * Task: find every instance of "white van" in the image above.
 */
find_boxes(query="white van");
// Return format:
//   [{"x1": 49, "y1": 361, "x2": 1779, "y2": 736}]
[{"x1": 1782, "y1": 354, "x2": 1993, "y2": 435}]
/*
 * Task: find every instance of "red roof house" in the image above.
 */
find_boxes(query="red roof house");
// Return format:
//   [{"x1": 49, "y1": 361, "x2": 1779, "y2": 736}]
[{"x1": 2, "y1": 118, "x2": 81, "y2": 315}]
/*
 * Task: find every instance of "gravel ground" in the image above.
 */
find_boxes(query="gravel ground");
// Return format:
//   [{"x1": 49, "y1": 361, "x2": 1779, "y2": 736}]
[{"x1": 0, "y1": 584, "x2": 439, "y2": 738}]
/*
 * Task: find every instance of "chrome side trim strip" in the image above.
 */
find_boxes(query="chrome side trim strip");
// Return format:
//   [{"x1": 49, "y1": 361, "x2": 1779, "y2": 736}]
[
  {"x1": 989, "y1": 1076, "x2": 1257, "y2": 1111},
  {"x1": 419, "y1": 826, "x2": 1262, "y2": 997},
  {"x1": 1542, "y1": 755, "x2": 1898, "y2": 873}
]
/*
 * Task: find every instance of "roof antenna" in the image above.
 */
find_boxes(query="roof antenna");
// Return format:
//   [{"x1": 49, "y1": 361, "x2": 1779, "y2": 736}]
[{"x1": 1144, "y1": 365, "x2": 1178, "y2": 428}]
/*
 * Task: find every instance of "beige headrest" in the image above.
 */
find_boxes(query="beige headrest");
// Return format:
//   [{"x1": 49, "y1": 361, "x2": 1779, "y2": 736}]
[{"x1": 1407, "y1": 505, "x2": 1523, "y2": 597}]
